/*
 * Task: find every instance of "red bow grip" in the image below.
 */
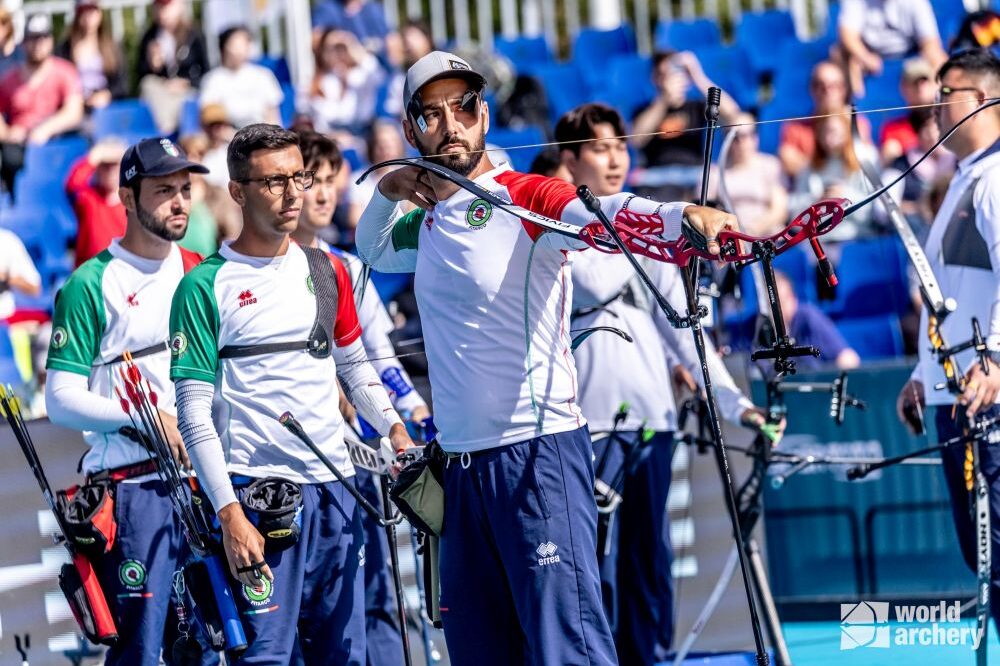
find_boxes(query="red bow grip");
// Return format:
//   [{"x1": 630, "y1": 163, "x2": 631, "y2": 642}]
[{"x1": 810, "y1": 237, "x2": 838, "y2": 287}]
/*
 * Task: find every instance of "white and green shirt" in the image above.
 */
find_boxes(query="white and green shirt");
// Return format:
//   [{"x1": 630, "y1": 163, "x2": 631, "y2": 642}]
[
  {"x1": 169, "y1": 241, "x2": 363, "y2": 483},
  {"x1": 46, "y1": 240, "x2": 199, "y2": 474}
]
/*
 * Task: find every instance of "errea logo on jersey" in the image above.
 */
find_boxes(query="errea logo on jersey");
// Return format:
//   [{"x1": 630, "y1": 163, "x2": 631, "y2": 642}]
[
  {"x1": 536, "y1": 541, "x2": 560, "y2": 566},
  {"x1": 238, "y1": 290, "x2": 257, "y2": 307}
]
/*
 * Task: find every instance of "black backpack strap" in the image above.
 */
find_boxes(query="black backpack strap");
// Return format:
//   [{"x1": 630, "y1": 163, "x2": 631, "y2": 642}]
[
  {"x1": 95, "y1": 341, "x2": 169, "y2": 367},
  {"x1": 218, "y1": 246, "x2": 340, "y2": 360}
]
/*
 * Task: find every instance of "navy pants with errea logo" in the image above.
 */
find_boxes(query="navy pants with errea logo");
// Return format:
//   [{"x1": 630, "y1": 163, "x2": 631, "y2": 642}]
[{"x1": 438, "y1": 425, "x2": 618, "y2": 665}]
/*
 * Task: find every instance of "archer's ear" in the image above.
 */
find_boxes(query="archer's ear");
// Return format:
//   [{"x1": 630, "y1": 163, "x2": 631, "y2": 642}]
[
  {"x1": 402, "y1": 118, "x2": 417, "y2": 149},
  {"x1": 482, "y1": 100, "x2": 490, "y2": 135},
  {"x1": 228, "y1": 180, "x2": 245, "y2": 207},
  {"x1": 560, "y1": 149, "x2": 578, "y2": 178},
  {"x1": 119, "y1": 186, "x2": 135, "y2": 213}
]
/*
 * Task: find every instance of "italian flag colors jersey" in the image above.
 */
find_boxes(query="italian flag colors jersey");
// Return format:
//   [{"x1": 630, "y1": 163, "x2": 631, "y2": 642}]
[
  {"x1": 46, "y1": 240, "x2": 199, "y2": 474},
  {"x1": 169, "y1": 241, "x2": 362, "y2": 483}
]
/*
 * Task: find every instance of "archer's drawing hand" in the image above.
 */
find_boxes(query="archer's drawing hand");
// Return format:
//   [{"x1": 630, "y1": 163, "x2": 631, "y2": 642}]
[{"x1": 378, "y1": 167, "x2": 438, "y2": 211}]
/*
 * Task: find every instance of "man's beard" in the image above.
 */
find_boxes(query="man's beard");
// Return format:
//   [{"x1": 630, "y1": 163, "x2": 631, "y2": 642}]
[
  {"x1": 137, "y1": 202, "x2": 186, "y2": 242},
  {"x1": 418, "y1": 131, "x2": 486, "y2": 177}
]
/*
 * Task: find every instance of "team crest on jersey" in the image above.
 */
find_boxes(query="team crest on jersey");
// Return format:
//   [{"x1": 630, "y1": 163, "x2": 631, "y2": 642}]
[
  {"x1": 170, "y1": 331, "x2": 188, "y2": 358},
  {"x1": 242, "y1": 576, "x2": 274, "y2": 607},
  {"x1": 119, "y1": 559, "x2": 147, "y2": 590},
  {"x1": 238, "y1": 290, "x2": 257, "y2": 307},
  {"x1": 51, "y1": 327, "x2": 68, "y2": 349},
  {"x1": 466, "y1": 199, "x2": 492, "y2": 228}
]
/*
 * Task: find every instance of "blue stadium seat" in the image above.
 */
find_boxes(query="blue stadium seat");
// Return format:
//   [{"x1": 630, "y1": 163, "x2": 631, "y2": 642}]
[
  {"x1": 0, "y1": 324, "x2": 22, "y2": 387},
  {"x1": 600, "y1": 54, "x2": 654, "y2": 119},
  {"x1": 826, "y1": 237, "x2": 910, "y2": 319},
  {"x1": 486, "y1": 125, "x2": 545, "y2": 172},
  {"x1": 255, "y1": 55, "x2": 292, "y2": 85},
  {"x1": 178, "y1": 97, "x2": 202, "y2": 137},
  {"x1": 531, "y1": 62, "x2": 591, "y2": 125},
  {"x1": 280, "y1": 83, "x2": 296, "y2": 128},
  {"x1": 772, "y1": 37, "x2": 835, "y2": 100},
  {"x1": 756, "y1": 98, "x2": 811, "y2": 155},
  {"x1": 572, "y1": 26, "x2": 637, "y2": 91},
  {"x1": 734, "y1": 9, "x2": 798, "y2": 78},
  {"x1": 23, "y1": 135, "x2": 89, "y2": 182},
  {"x1": 858, "y1": 60, "x2": 906, "y2": 140},
  {"x1": 495, "y1": 35, "x2": 554, "y2": 74},
  {"x1": 930, "y1": 0, "x2": 967, "y2": 44},
  {"x1": 694, "y1": 45, "x2": 758, "y2": 110},
  {"x1": 654, "y1": 18, "x2": 722, "y2": 52},
  {"x1": 91, "y1": 99, "x2": 159, "y2": 140},
  {"x1": 837, "y1": 314, "x2": 904, "y2": 359}
]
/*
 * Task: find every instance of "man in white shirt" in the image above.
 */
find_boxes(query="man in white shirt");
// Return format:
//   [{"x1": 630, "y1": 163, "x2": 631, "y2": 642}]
[
  {"x1": 557, "y1": 102, "x2": 779, "y2": 665},
  {"x1": 896, "y1": 48, "x2": 1000, "y2": 633},
  {"x1": 355, "y1": 51, "x2": 738, "y2": 666},
  {"x1": 199, "y1": 25, "x2": 283, "y2": 128},
  {"x1": 0, "y1": 228, "x2": 41, "y2": 320}
]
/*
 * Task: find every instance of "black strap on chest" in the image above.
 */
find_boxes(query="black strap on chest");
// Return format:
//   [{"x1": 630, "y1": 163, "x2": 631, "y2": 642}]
[
  {"x1": 218, "y1": 246, "x2": 340, "y2": 360},
  {"x1": 96, "y1": 341, "x2": 169, "y2": 367},
  {"x1": 941, "y1": 176, "x2": 992, "y2": 271},
  {"x1": 571, "y1": 283, "x2": 639, "y2": 320}
]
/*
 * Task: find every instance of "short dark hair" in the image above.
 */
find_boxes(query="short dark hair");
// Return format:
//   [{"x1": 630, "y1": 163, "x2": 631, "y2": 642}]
[
  {"x1": 227, "y1": 124, "x2": 299, "y2": 180},
  {"x1": 651, "y1": 50, "x2": 678, "y2": 71},
  {"x1": 938, "y1": 48, "x2": 1000, "y2": 89},
  {"x1": 554, "y1": 103, "x2": 626, "y2": 157},
  {"x1": 529, "y1": 148, "x2": 563, "y2": 176},
  {"x1": 219, "y1": 25, "x2": 250, "y2": 54},
  {"x1": 297, "y1": 130, "x2": 343, "y2": 175}
]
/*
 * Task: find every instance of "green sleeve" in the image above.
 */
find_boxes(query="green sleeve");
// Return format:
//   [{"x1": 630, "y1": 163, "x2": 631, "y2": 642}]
[
  {"x1": 391, "y1": 208, "x2": 425, "y2": 252},
  {"x1": 169, "y1": 255, "x2": 223, "y2": 383},
  {"x1": 45, "y1": 252, "x2": 110, "y2": 376}
]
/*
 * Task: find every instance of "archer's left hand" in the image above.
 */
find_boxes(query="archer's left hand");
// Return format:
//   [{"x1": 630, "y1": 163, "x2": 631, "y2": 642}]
[
  {"x1": 683, "y1": 205, "x2": 738, "y2": 256},
  {"x1": 740, "y1": 407, "x2": 786, "y2": 448},
  {"x1": 961, "y1": 359, "x2": 1000, "y2": 418}
]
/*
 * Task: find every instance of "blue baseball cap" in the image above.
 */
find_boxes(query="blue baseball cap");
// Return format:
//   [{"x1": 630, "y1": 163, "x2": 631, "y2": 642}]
[{"x1": 120, "y1": 137, "x2": 208, "y2": 186}]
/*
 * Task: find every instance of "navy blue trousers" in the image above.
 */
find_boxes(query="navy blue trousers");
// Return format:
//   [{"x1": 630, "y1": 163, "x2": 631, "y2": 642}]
[
  {"x1": 438, "y1": 426, "x2": 617, "y2": 666},
  {"x1": 230, "y1": 478, "x2": 366, "y2": 665},
  {"x1": 98, "y1": 478, "x2": 216, "y2": 666},
  {"x1": 592, "y1": 429, "x2": 675, "y2": 666},
  {"x1": 355, "y1": 467, "x2": 405, "y2": 666},
  {"x1": 937, "y1": 404, "x2": 1000, "y2": 631}
]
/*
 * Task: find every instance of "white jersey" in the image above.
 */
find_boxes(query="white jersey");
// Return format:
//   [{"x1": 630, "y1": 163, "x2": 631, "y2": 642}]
[
  {"x1": 46, "y1": 240, "x2": 199, "y2": 474},
  {"x1": 355, "y1": 162, "x2": 688, "y2": 452},
  {"x1": 169, "y1": 242, "x2": 363, "y2": 482}
]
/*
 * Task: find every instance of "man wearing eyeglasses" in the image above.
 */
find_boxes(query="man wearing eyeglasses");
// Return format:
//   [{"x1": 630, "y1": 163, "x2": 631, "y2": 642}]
[
  {"x1": 897, "y1": 48, "x2": 1000, "y2": 634},
  {"x1": 168, "y1": 123, "x2": 414, "y2": 664}
]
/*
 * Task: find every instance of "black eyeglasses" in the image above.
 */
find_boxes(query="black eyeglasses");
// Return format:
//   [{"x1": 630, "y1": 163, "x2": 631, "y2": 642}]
[
  {"x1": 936, "y1": 86, "x2": 983, "y2": 103},
  {"x1": 237, "y1": 170, "x2": 315, "y2": 195}
]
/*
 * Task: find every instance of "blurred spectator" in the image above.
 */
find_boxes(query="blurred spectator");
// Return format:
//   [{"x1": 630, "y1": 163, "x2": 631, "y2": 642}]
[
  {"x1": 66, "y1": 139, "x2": 125, "y2": 266},
  {"x1": 312, "y1": 0, "x2": 390, "y2": 56},
  {"x1": 0, "y1": 8, "x2": 23, "y2": 78},
  {"x1": 347, "y1": 118, "x2": 406, "y2": 229},
  {"x1": 885, "y1": 107, "x2": 955, "y2": 224},
  {"x1": 199, "y1": 103, "x2": 235, "y2": 188},
  {"x1": 303, "y1": 29, "x2": 385, "y2": 134},
  {"x1": 775, "y1": 271, "x2": 860, "y2": 370},
  {"x1": 632, "y1": 50, "x2": 740, "y2": 168},
  {"x1": 57, "y1": 0, "x2": 126, "y2": 111},
  {"x1": 137, "y1": 0, "x2": 209, "y2": 133},
  {"x1": 176, "y1": 133, "x2": 222, "y2": 255},
  {"x1": 788, "y1": 114, "x2": 878, "y2": 240},
  {"x1": 0, "y1": 228, "x2": 41, "y2": 322},
  {"x1": 0, "y1": 14, "x2": 84, "y2": 196},
  {"x1": 383, "y1": 19, "x2": 435, "y2": 119},
  {"x1": 951, "y1": 10, "x2": 1000, "y2": 52},
  {"x1": 878, "y1": 57, "x2": 937, "y2": 164},
  {"x1": 708, "y1": 113, "x2": 789, "y2": 237},
  {"x1": 837, "y1": 0, "x2": 946, "y2": 97},
  {"x1": 529, "y1": 148, "x2": 571, "y2": 180},
  {"x1": 199, "y1": 25, "x2": 282, "y2": 128},
  {"x1": 779, "y1": 61, "x2": 871, "y2": 178}
]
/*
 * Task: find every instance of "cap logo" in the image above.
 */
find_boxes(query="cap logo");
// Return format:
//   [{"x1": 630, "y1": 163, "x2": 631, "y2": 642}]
[
  {"x1": 449, "y1": 60, "x2": 470, "y2": 71},
  {"x1": 416, "y1": 116, "x2": 428, "y2": 133},
  {"x1": 160, "y1": 139, "x2": 180, "y2": 157},
  {"x1": 125, "y1": 166, "x2": 137, "y2": 181}
]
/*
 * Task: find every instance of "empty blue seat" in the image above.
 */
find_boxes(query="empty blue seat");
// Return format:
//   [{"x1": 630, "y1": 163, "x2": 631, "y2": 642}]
[
  {"x1": 826, "y1": 237, "x2": 910, "y2": 319},
  {"x1": 600, "y1": 54, "x2": 654, "y2": 119},
  {"x1": 92, "y1": 99, "x2": 159, "y2": 140},
  {"x1": 654, "y1": 18, "x2": 722, "y2": 52},
  {"x1": 734, "y1": 9, "x2": 798, "y2": 77},
  {"x1": 531, "y1": 63, "x2": 591, "y2": 124},
  {"x1": 495, "y1": 35, "x2": 553, "y2": 74},
  {"x1": 837, "y1": 314, "x2": 904, "y2": 359},
  {"x1": 755, "y1": 99, "x2": 811, "y2": 155},
  {"x1": 178, "y1": 97, "x2": 202, "y2": 137},
  {"x1": 255, "y1": 55, "x2": 292, "y2": 85},
  {"x1": 0, "y1": 325, "x2": 22, "y2": 387},
  {"x1": 693, "y1": 44, "x2": 758, "y2": 110},
  {"x1": 573, "y1": 26, "x2": 636, "y2": 91},
  {"x1": 280, "y1": 83, "x2": 296, "y2": 128},
  {"x1": 486, "y1": 125, "x2": 546, "y2": 172},
  {"x1": 23, "y1": 135, "x2": 89, "y2": 181}
]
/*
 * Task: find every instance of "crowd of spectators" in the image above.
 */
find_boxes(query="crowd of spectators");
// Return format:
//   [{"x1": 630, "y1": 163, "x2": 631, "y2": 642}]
[{"x1": 0, "y1": 0, "x2": 982, "y2": 409}]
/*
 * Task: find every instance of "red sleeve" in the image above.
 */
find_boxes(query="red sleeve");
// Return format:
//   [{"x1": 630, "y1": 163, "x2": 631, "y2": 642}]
[
  {"x1": 330, "y1": 254, "x2": 362, "y2": 347},
  {"x1": 65, "y1": 157, "x2": 95, "y2": 199},
  {"x1": 179, "y1": 248, "x2": 203, "y2": 273},
  {"x1": 494, "y1": 170, "x2": 578, "y2": 241}
]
